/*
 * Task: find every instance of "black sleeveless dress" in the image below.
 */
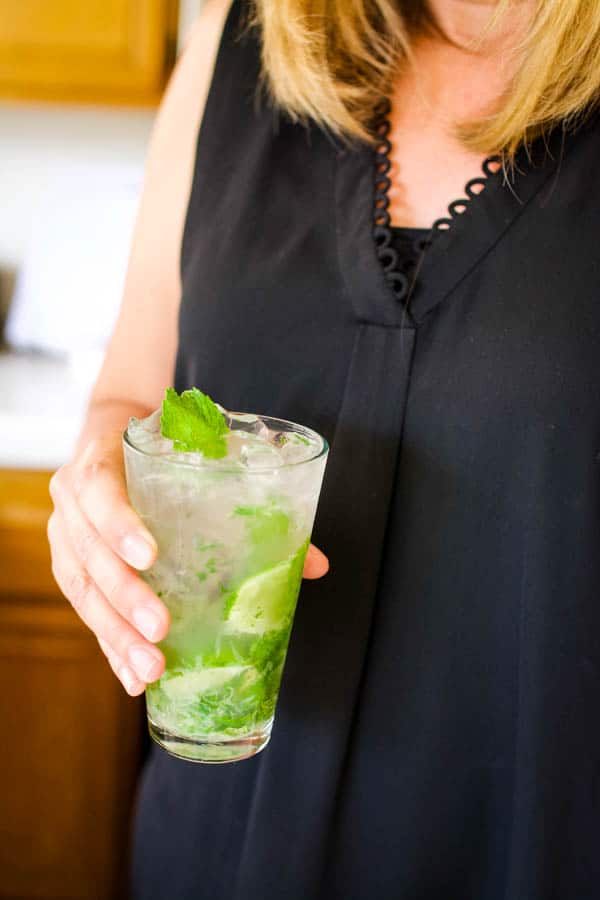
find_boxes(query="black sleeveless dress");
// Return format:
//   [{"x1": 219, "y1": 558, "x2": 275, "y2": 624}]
[{"x1": 132, "y1": 3, "x2": 600, "y2": 898}]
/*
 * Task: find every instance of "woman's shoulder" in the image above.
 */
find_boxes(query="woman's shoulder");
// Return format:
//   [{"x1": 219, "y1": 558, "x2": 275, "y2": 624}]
[{"x1": 184, "y1": 0, "x2": 235, "y2": 58}]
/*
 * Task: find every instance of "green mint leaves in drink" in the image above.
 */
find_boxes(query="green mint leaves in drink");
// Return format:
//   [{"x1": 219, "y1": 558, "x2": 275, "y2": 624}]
[
  {"x1": 160, "y1": 387, "x2": 229, "y2": 458},
  {"x1": 233, "y1": 503, "x2": 291, "y2": 571}
]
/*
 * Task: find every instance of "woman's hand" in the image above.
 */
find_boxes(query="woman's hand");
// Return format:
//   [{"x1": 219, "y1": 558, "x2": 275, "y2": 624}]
[
  {"x1": 48, "y1": 429, "x2": 330, "y2": 697},
  {"x1": 303, "y1": 543, "x2": 329, "y2": 579},
  {"x1": 48, "y1": 431, "x2": 169, "y2": 697}
]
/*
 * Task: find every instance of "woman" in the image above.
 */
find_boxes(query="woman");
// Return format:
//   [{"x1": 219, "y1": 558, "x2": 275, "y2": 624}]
[{"x1": 48, "y1": 0, "x2": 600, "y2": 897}]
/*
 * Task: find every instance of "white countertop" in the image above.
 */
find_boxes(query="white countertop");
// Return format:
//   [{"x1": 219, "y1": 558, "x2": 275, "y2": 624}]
[{"x1": 0, "y1": 348, "x2": 101, "y2": 470}]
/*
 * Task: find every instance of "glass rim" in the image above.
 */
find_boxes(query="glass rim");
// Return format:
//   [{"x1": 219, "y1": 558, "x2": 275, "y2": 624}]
[{"x1": 123, "y1": 412, "x2": 329, "y2": 473}]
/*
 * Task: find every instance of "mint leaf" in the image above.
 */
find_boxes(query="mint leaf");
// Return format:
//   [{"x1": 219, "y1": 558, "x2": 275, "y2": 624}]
[
  {"x1": 194, "y1": 537, "x2": 222, "y2": 553},
  {"x1": 233, "y1": 505, "x2": 290, "y2": 538},
  {"x1": 233, "y1": 502, "x2": 291, "y2": 572},
  {"x1": 160, "y1": 387, "x2": 229, "y2": 458},
  {"x1": 196, "y1": 558, "x2": 218, "y2": 583},
  {"x1": 222, "y1": 588, "x2": 239, "y2": 620}
]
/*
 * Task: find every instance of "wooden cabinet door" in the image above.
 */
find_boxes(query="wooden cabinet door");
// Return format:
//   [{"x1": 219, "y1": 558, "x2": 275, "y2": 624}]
[
  {"x1": 0, "y1": 470, "x2": 144, "y2": 900},
  {"x1": 0, "y1": 0, "x2": 179, "y2": 105}
]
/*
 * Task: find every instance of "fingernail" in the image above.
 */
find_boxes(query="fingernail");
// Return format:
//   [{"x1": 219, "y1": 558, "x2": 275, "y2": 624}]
[
  {"x1": 120, "y1": 665, "x2": 142, "y2": 694},
  {"x1": 129, "y1": 645, "x2": 162, "y2": 682},
  {"x1": 133, "y1": 607, "x2": 163, "y2": 641},
  {"x1": 121, "y1": 534, "x2": 155, "y2": 569}
]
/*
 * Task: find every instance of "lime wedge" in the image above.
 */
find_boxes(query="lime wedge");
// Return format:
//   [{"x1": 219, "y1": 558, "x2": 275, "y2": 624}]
[
  {"x1": 223, "y1": 557, "x2": 299, "y2": 635},
  {"x1": 161, "y1": 666, "x2": 252, "y2": 701}
]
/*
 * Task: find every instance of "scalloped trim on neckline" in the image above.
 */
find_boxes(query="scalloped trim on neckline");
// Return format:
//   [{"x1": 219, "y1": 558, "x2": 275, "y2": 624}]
[{"x1": 372, "y1": 98, "x2": 502, "y2": 304}]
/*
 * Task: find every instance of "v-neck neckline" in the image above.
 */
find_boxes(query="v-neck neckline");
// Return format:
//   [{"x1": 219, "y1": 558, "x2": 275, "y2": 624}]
[
  {"x1": 411, "y1": 129, "x2": 573, "y2": 323},
  {"x1": 334, "y1": 123, "x2": 576, "y2": 329}
]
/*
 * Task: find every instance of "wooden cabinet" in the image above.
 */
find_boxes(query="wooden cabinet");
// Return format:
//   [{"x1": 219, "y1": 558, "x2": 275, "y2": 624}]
[
  {"x1": 0, "y1": 1, "x2": 179, "y2": 105},
  {"x1": 0, "y1": 470, "x2": 144, "y2": 900}
]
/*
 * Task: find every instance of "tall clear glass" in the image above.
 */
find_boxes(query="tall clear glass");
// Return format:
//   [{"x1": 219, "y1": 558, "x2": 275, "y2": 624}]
[{"x1": 123, "y1": 415, "x2": 328, "y2": 763}]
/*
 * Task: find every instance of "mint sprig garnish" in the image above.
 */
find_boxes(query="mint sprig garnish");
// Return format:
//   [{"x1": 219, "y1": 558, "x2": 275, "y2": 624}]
[{"x1": 160, "y1": 387, "x2": 229, "y2": 458}]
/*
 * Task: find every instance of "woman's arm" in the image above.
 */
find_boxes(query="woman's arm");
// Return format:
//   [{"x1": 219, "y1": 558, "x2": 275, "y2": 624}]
[
  {"x1": 80, "y1": 0, "x2": 234, "y2": 446},
  {"x1": 49, "y1": 0, "x2": 234, "y2": 695}
]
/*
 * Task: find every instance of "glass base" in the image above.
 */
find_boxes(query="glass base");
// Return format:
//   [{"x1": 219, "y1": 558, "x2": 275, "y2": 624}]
[{"x1": 147, "y1": 717, "x2": 272, "y2": 764}]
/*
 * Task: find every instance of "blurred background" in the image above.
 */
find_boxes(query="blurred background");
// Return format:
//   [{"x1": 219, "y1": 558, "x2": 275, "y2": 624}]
[{"x1": 0, "y1": 3, "x2": 203, "y2": 898}]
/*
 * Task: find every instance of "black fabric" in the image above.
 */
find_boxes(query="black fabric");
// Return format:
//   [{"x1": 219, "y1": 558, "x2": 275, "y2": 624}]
[
  {"x1": 390, "y1": 225, "x2": 430, "y2": 244},
  {"x1": 132, "y1": 2, "x2": 600, "y2": 898},
  {"x1": 389, "y1": 226, "x2": 430, "y2": 301}
]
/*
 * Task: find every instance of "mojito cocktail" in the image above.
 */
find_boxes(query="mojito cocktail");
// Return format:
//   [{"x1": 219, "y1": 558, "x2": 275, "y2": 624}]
[{"x1": 124, "y1": 390, "x2": 328, "y2": 763}]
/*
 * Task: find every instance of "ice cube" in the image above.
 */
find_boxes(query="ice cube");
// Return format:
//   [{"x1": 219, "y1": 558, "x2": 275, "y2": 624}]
[
  {"x1": 239, "y1": 437, "x2": 284, "y2": 470},
  {"x1": 225, "y1": 411, "x2": 257, "y2": 428},
  {"x1": 222, "y1": 429, "x2": 279, "y2": 469},
  {"x1": 278, "y1": 431, "x2": 320, "y2": 465},
  {"x1": 226, "y1": 411, "x2": 271, "y2": 442},
  {"x1": 240, "y1": 444, "x2": 283, "y2": 469},
  {"x1": 127, "y1": 409, "x2": 174, "y2": 455}
]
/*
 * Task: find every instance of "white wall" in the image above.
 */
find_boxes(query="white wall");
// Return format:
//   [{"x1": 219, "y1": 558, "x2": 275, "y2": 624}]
[
  {"x1": 0, "y1": 0, "x2": 205, "y2": 274},
  {"x1": 179, "y1": 0, "x2": 205, "y2": 49},
  {"x1": 0, "y1": 103, "x2": 155, "y2": 271}
]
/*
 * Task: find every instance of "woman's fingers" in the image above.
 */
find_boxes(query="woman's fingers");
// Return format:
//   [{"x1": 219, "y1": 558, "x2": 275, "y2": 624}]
[
  {"x1": 56, "y1": 484, "x2": 170, "y2": 642},
  {"x1": 303, "y1": 543, "x2": 329, "y2": 579},
  {"x1": 48, "y1": 433, "x2": 168, "y2": 696},
  {"x1": 98, "y1": 638, "x2": 146, "y2": 697},
  {"x1": 70, "y1": 437, "x2": 158, "y2": 570},
  {"x1": 49, "y1": 512, "x2": 165, "y2": 689}
]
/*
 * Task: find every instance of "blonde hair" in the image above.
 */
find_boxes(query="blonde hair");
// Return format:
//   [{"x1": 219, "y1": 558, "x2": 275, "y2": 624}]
[{"x1": 250, "y1": 0, "x2": 600, "y2": 158}]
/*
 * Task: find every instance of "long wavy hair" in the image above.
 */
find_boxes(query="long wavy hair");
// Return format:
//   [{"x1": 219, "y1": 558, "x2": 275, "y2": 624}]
[{"x1": 250, "y1": 0, "x2": 600, "y2": 157}]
